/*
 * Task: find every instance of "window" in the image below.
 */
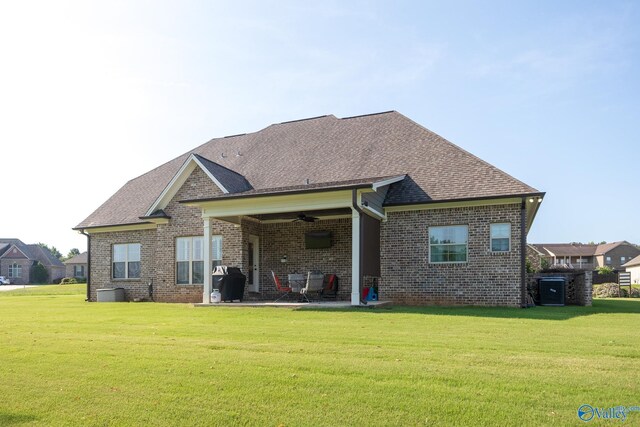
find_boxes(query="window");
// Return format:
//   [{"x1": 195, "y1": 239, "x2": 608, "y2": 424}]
[
  {"x1": 621, "y1": 257, "x2": 626, "y2": 264},
  {"x1": 429, "y1": 225, "x2": 468, "y2": 263},
  {"x1": 490, "y1": 223, "x2": 511, "y2": 252},
  {"x1": 176, "y1": 236, "x2": 222, "y2": 285},
  {"x1": 74, "y1": 265, "x2": 85, "y2": 278},
  {"x1": 8, "y1": 263, "x2": 22, "y2": 278},
  {"x1": 112, "y1": 243, "x2": 141, "y2": 279},
  {"x1": 606, "y1": 256, "x2": 612, "y2": 265}
]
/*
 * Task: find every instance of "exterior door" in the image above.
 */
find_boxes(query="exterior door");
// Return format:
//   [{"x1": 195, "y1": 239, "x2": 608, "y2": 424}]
[{"x1": 248, "y1": 235, "x2": 260, "y2": 292}]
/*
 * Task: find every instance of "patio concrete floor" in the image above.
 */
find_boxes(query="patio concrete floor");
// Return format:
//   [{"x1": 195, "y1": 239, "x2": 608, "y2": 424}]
[{"x1": 194, "y1": 300, "x2": 392, "y2": 309}]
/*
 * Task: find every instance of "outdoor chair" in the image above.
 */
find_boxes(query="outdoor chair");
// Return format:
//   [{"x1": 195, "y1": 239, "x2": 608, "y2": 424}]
[
  {"x1": 300, "y1": 271, "x2": 325, "y2": 302},
  {"x1": 272, "y1": 271, "x2": 292, "y2": 302},
  {"x1": 319, "y1": 274, "x2": 339, "y2": 299}
]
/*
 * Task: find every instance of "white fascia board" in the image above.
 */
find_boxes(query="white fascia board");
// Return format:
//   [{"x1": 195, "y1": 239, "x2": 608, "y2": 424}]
[
  {"x1": 80, "y1": 223, "x2": 158, "y2": 234},
  {"x1": 195, "y1": 190, "x2": 353, "y2": 218},
  {"x1": 384, "y1": 197, "x2": 523, "y2": 213},
  {"x1": 372, "y1": 175, "x2": 406, "y2": 191},
  {"x1": 145, "y1": 154, "x2": 229, "y2": 217},
  {"x1": 361, "y1": 204, "x2": 385, "y2": 220}
]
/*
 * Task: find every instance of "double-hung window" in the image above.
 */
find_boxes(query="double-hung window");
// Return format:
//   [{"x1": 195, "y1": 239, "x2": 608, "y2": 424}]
[
  {"x1": 429, "y1": 225, "x2": 468, "y2": 263},
  {"x1": 113, "y1": 243, "x2": 141, "y2": 279},
  {"x1": 490, "y1": 223, "x2": 511, "y2": 252},
  {"x1": 176, "y1": 236, "x2": 222, "y2": 285},
  {"x1": 8, "y1": 263, "x2": 22, "y2": 278},
  {"x1": 74, "y1": 265, "x2": 85, "y2": 278}
]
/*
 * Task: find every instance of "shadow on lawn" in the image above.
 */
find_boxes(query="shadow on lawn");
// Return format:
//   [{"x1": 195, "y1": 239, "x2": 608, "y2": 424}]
[
  {"x1": 0, "y1": 413, "x2": 39, "y2": 425},
  {"x1": 300, "y1": 299, "x2": 640, "y2": 321}
]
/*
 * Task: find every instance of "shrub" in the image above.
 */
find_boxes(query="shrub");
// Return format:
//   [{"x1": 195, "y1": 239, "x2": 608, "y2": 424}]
[
  {"x1": 60, "y1": 277, "x2": 78, "y2": 285},
  {"x1": 629, "y1": 288, "x2": 640, "y2": 298},
  {"x1": 75, "y1": 277, "x2": 87, "y2": 284},
  {"x1": 52, "y1": 278, "x2": 63, "y2": 284},
  {"x1": 30, "y1": 262, "x2": 49, "y2": 284},
  {"x1": 593, "y1": 283, "x2": 624, "y2": 298},
  {"x1": 597, "y1": 266, "x2": 614, "y2": 275}
]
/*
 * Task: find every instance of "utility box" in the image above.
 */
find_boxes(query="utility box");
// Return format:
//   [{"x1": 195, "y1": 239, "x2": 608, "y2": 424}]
[
  {"x1": 96, "y1": 288, "x2": 126, "y2": 302},
  {"x1": 538, "y1": 277, "x2": 565, "y2": 306}
]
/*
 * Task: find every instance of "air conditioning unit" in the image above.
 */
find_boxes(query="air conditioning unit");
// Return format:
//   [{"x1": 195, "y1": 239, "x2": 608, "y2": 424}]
[{"x1": 538, "y1": 277, "x2": 566, "y2": 306}]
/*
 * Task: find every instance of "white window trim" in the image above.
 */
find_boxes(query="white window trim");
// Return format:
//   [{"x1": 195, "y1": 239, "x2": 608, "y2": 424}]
[
  {"x1": 112, "y1": 243, "x2": 141, "y2": 279},
  {"x1": 428, "y1": 225, "x2": 469, "y2": 264},
  {"x1": 490, "y1": 223, "x2": 511, "y2": 253},
  {"x1": 8, "y1": 263, "x2": 22, "y2": 278},
  {"x1": 176, "y1": 235, "x2": 222, "y2": 285}
]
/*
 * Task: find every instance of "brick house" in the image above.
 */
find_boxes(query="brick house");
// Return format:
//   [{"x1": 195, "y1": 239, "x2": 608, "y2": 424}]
[
  {"x1": 529, "y1": 241, "x2": 640, "y2": 270},
  {"x1": 75, "y1": 111, "x2": 544, "y2": 306},
  {"x1": 64, "y1": 252, "x2": 88, "y2": 279},
  {"x1": 0, "y1": 239, "x2": 66, "y2": 285}
]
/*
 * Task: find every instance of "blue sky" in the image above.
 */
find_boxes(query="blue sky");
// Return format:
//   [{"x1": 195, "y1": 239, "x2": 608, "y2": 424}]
[{"x1": 0, "y1": 1, "x2": 638, "y2": 253}]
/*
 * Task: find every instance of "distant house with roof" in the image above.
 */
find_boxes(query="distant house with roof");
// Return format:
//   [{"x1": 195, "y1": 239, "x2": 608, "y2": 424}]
[
  {"x1": 530, "y1": 241, "x2": 640, "y2": 270},
  {"x1": 64, "y1": 252, "x2": 88, "y2": 279},
  {"x1": 74, "y1": 111, "x2": 544, "y2": 307},
  {"x1": 0, "y1": 239, "x2": 66, "y2": 284},
  {"x1": 622, "y1": 255, "x2": 640, "y2": 284}
]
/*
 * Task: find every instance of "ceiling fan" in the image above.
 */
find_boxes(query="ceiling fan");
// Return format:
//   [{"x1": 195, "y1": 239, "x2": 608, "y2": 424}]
[{"x1": 293, "y1": 213, "x2": 318, "y2": 223}]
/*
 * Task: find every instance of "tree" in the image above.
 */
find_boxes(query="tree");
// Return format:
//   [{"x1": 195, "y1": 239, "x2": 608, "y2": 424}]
[
  {"x1": 63, "y1": 248, "x2": 81, "y2": 261},
  {"x1": 31, "y1": 261, "x2": 49, "y2": 284},
  {"x1": 36, "y1": 243, "x2": 63, "y2": 260}
]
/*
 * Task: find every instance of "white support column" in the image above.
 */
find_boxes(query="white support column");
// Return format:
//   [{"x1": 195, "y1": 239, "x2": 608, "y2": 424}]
[
  {"x1": 351, "y1": 207, "x2": 361, "y2": 306},
  {"x1": 203, "y1": 217, "x2": 212, "y2": 303}
]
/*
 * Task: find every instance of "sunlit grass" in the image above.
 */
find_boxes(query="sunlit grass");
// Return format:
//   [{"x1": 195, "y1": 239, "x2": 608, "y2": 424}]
[{"x1": 0, "y1": 286, "x2": 638, "y2": 426}]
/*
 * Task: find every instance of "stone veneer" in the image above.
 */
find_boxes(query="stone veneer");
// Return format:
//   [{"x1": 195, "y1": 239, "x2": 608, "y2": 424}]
[{"x1": 380, "y1": 204, "x2": 523, "y2": 306}]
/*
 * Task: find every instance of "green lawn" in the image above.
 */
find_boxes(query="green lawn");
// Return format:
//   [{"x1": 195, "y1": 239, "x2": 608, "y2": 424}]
[{"x1": 1, "y1": 285, "x2": 639, "y2": 426}]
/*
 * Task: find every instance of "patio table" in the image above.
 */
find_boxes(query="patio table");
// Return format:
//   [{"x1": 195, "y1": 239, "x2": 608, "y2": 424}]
[{"x1": 287, "y1": 273, "x2": 306, "y2": 293}]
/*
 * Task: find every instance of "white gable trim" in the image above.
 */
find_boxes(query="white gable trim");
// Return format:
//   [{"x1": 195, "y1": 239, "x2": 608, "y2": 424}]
[
  {"x1": 372, "y1": 175, "x2": 405, "y2": 191},
  {"x1": 0, "y1": 244, "x2": 30, "y2": 259},
  {"x1": 145, "y1": 154, "x2": 229, "y2": 217}
]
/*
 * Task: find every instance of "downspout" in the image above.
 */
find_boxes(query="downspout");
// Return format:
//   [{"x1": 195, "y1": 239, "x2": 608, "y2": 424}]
[
  {"x1": 352, "y1": 189, "x2": 365, "y2": 305},
  {"x1": 520, "y1": 198, "x2": 528, "y2": 308},
  {"x1": 80, "y1": 230, "x2": 91, "y2": 302}
]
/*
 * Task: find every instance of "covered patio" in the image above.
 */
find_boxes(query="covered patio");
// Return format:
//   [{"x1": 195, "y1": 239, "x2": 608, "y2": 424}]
[{"x1": 181, "y1": 176, "x2": 405, "y2": 306}]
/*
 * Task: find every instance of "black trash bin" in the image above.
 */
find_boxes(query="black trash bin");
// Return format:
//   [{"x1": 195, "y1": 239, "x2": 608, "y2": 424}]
[
  {"x1": 538, "y1": 277, "x2": 565, "y2": 306},
  {"x1": 213, "y1": 266, "x2": 246, "y2": 302}
]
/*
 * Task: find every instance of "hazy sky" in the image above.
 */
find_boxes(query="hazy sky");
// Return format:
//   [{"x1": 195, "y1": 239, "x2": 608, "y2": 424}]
[{"x1": 1, "y1": 0, "x2": 638, "y2": 254}]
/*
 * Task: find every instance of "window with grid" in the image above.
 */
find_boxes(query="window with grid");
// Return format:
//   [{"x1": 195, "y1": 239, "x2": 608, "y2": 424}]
[
  {"x1": 176, "y1": 236, "x2": 222, "y2": 285},
  {"x1": 429, "y1": 225, "x2": 468, "y2": 263}
]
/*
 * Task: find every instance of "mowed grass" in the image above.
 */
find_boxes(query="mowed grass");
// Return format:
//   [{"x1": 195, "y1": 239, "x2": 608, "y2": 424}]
[{"x1": 1, "y1": 286, "x2": 639, "y2": 426}]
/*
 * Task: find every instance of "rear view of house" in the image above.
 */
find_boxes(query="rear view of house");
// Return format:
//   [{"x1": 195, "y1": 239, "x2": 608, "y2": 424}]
[{"x1": 75, "y1": 111, "x2": 544, "y2": 306}]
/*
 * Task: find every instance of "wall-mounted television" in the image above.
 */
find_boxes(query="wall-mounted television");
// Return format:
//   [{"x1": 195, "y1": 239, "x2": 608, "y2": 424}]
[{"x1": 305, "y1": 231, "x2": 332, "y2": 249}]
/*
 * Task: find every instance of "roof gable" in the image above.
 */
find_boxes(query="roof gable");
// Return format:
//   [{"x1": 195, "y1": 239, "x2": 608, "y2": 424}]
[
  {"x1": 144, "y1": 153, "x2": 252, "y2": 217},
  {"x1": 623, "y1": 254, "x2": 640, "y2": 268},
  {"x1": 76, "y1": 111, "x2": 541, "y2": 229}
]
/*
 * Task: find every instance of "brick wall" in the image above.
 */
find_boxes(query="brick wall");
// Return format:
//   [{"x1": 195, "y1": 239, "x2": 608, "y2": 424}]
[
  {"x1": 260, "y1": 218, "x2": 352, "y2": 300},
  {"x1": 89, "y1": 167, "x2": 243, "y2": 303},
  {"x1": 89, "y1": 229, "x2": 156, "y2": 301},
  {"x1": 380, "y1": 204, "x2": 523, "y2": 306},
  {"x1": 0, "y1": 259, "x2": 32, "y2": 285},
  {"x1": 529, "y1": 271, "x2": 592, "y2": 306}
]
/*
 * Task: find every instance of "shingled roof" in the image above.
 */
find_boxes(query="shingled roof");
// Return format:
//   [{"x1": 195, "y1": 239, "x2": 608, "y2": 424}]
[{"x1": 76, "y1": 111, "x2": 540, "y2": 229}]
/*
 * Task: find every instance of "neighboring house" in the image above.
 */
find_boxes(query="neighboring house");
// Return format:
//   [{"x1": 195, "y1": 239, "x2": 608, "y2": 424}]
[
  {"x1": 0, "y1": 239, "x2": 66, "y2": 285},
  {"x1": 530, "y1": 241, "x2": 640, "y2": 270},
  {"x1": 622, "y1": 255, "x2": 640, "y2": 284},
  {"x1": 74, "y1": 111, "x2": 544, "y2": 307},
  {"x1": 64, "y1": 252, "x2": 88, "y2": 279}
]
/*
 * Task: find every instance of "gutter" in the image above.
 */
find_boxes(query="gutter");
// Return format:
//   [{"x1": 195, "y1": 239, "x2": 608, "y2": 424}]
[
  {"x1": 79, "y1": 230, "x2": 91, "y2": 302},
  {"x1": 520, "y1": 198, "x2": 529, "y2": 308}
]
